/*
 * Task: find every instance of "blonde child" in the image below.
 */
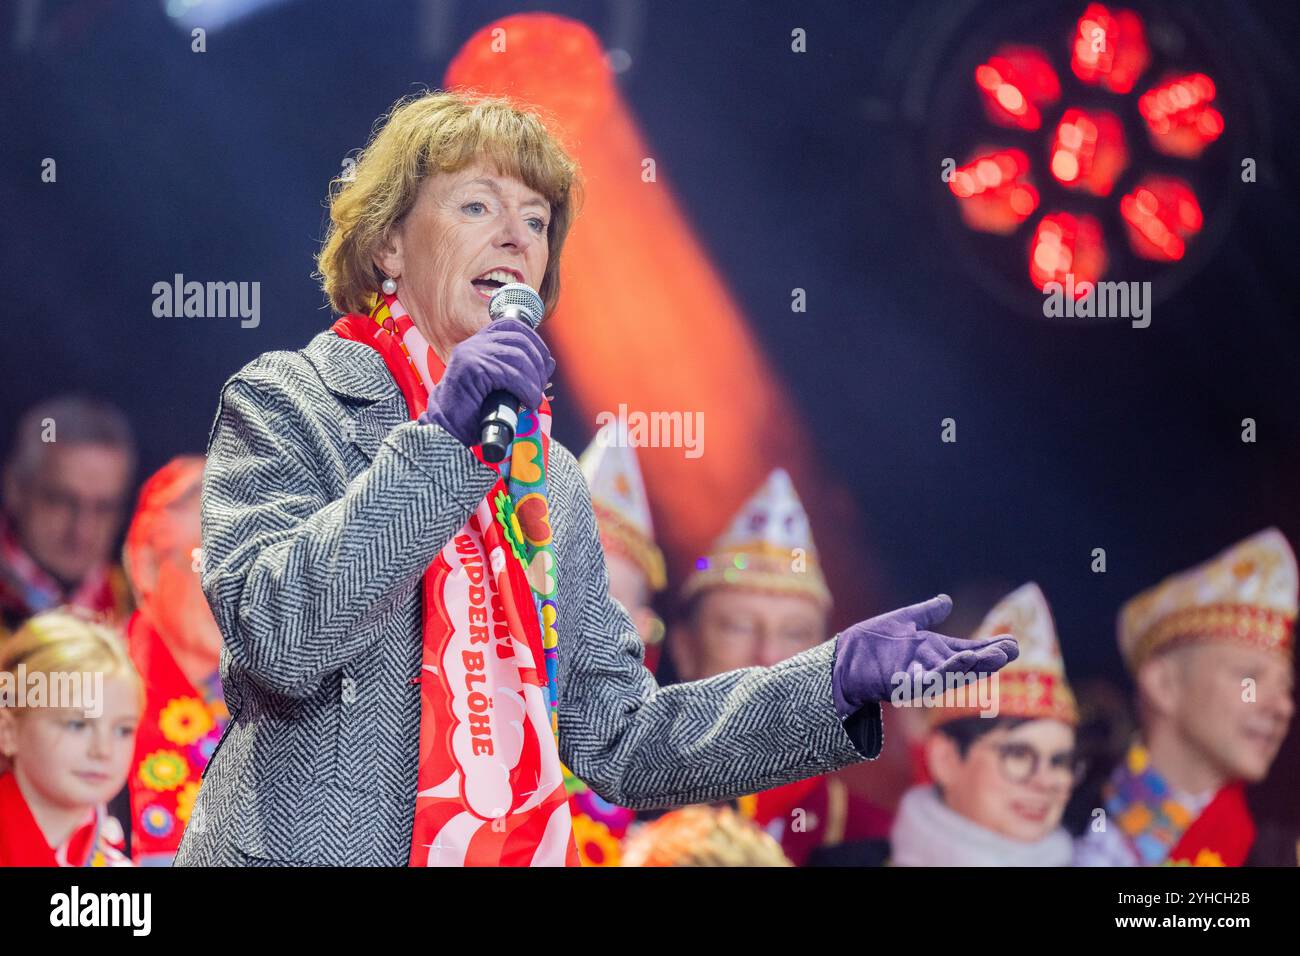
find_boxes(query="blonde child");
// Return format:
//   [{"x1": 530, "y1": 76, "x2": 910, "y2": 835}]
[{"x1": 0, "y1": 609, "x2": 142, "y2": 866}]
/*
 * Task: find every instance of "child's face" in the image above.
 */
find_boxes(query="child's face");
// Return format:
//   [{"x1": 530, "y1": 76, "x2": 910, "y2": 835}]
[{"x1": 6, "y1": 674, "x2": 141, "y2": 808}]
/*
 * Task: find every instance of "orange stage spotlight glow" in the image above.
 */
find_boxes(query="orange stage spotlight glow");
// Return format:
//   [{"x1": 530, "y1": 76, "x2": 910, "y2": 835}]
[{"x1": 446, "y1": 14, "x2": 880, "y2": 619}]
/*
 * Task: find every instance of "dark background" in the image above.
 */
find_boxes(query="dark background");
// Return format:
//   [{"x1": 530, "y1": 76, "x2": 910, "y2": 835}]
[{"x1": 3, "y1": 1, "x2": 1298, "y2": 810}]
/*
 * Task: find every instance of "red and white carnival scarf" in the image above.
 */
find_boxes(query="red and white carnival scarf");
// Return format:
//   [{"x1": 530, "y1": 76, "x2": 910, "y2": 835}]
[{"x1": 332, "y1": 293, "x2": 578, "y2": 867}]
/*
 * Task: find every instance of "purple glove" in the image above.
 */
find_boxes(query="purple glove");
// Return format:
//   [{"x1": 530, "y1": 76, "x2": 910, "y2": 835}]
[
  {"x1": 417, "y1": 318, "x2": 555, "y2": 446},
  {"x1": 831, "y1": 594, "x2": 1019, "y2": 719}
]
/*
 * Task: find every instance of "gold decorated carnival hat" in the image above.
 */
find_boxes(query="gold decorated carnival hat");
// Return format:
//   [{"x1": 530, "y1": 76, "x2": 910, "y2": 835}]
[
  {"x1": 1117, "y1": 528, "x2": 1297, "y2": 673},
  {"x1": 579, "y1": 423, "x2": 666, "y2": 591},
  {"x1": 930, "y1": 582, "x2": 1078, "y2": 727},
  {"x1": 679, "y1": 468, "x2": 831, "y2": 611}
]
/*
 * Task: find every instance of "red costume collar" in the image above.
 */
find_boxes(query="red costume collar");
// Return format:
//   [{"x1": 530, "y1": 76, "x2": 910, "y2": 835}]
[{"x1": 0, "y1": 771, "x2": 98, "y2": 867}]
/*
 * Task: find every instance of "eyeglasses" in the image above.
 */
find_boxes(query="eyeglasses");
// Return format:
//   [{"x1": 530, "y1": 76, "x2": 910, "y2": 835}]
[
  {"x1": 985, "y1": 740, "x2": 1086, "y2": 786},
  {"x1": 33, "y1": 487, "x2": 125, "y2": 524}
]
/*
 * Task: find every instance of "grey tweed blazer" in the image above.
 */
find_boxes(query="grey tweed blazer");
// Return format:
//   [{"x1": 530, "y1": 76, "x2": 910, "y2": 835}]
[{"x1": 173, "y1": 330, "x2": 881, "y2": 866}]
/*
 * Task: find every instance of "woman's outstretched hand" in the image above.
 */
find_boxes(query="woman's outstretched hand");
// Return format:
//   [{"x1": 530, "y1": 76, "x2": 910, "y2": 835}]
[
  {"x1": 418, "y1": 318, "x2": 555, "y2": 446},
  {"x1": 831, "y1": 594, "x2": 1019, "y2": 718}
]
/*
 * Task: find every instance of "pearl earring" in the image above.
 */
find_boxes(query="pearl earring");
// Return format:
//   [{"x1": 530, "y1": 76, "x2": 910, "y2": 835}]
[{"x1": 381, "y1": 277, "x2": 398, "y2": 295}]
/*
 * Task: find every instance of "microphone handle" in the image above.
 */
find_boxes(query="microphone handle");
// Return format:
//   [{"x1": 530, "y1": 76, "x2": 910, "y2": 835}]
[
  {"x1": 478, "y1": 389, "x2": 520, "y2": 464},
  {"x1": 477, "y1": 299, "x2": 541, "y2": 463}
]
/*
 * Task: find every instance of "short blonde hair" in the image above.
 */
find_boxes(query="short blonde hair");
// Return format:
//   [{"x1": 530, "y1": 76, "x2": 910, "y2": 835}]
[
  {"x1": 316, "y1": 88, "x2": 582, "y2": 317},
  {"x1": 0, "y1": 609, "x2": 143, "y2": 775},
  {"x1": 620, "y1": 806, "x2": 793, "y2": 867}
]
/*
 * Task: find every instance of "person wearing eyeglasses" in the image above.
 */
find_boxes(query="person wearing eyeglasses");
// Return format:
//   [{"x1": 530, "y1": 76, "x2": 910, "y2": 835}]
[
  {"x1": 889, "y1": 583, "x2": 1082, "y2": 866},
  {"x1": 0, "y1": 396, "x2": 137, "y2": 643}
]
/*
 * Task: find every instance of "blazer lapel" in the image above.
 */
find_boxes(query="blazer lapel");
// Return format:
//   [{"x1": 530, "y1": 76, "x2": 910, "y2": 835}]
[
  {"x1": 303, "y1": 331, "x2": 408, "y2": 465},
  {"x1": 349, "y1": 400, "x2": 407, "y2": 464}
]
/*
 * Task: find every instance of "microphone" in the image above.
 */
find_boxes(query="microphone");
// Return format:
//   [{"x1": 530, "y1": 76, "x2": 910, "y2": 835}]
[{"x1": 479, "y1": 282, "x2": 546, "y2": 464}]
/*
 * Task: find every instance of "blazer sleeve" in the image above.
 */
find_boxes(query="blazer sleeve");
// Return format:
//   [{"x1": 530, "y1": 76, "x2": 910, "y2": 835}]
[
  {"x1": 200, "y1": 375, "x2": 497, "y2": 698},
  {"x1": 556, "y1": 458, "x2": 883, "y2": 810}
]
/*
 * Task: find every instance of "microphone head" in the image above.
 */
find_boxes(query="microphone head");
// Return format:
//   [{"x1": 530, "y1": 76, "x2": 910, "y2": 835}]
[{"x1": 488, "y1": 282, "x2": 545, "y2": 329}]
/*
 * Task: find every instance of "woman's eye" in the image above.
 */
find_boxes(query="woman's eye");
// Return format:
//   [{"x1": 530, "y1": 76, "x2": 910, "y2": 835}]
[
  {"x1": 463, "y1": 201, "x2": 487, "y2": 215},
  {"x1": 66, "y1": 720, "x2": 87, "y2": 730},
  {"x1": 528, "y1": 218, "x2": 547, "y2": 233}
]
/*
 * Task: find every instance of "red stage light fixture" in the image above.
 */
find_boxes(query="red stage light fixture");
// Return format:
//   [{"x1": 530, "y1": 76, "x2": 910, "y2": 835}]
[{"x1": 943, "y1": 3, "x2": 1231, "y2": 304}]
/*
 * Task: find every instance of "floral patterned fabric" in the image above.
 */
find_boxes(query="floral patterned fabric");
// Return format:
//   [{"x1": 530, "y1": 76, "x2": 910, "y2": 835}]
[
  {"x1": 125, "y1": 611, "x2": 227, "y2": 863},
  {"x1": 567, "y1": 777, "x2": 635, "y2": 866}
]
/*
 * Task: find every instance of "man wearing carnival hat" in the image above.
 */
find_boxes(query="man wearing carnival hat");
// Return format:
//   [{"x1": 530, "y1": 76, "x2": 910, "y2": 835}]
[
  {"x1": 1074, "y1": 529, "x2": 1298, "y2": 866},
  {"x1": 889, "y1": 583, "x2": 1083, "y2": 866},
  {"x1": 663, "y1": 469, "x2": 903, "y2": 865}
]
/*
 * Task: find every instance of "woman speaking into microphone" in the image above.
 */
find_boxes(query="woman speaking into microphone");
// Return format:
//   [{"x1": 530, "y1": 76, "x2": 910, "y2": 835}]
[{"x1": 175, "y1": 90, "x2": 1017, "y2": 867}]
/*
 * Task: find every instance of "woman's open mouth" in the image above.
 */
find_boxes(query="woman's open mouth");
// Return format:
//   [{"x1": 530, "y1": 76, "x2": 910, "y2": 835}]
[{"x1": 471, "y1": 267, "x2": 525, "y2": 302}]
